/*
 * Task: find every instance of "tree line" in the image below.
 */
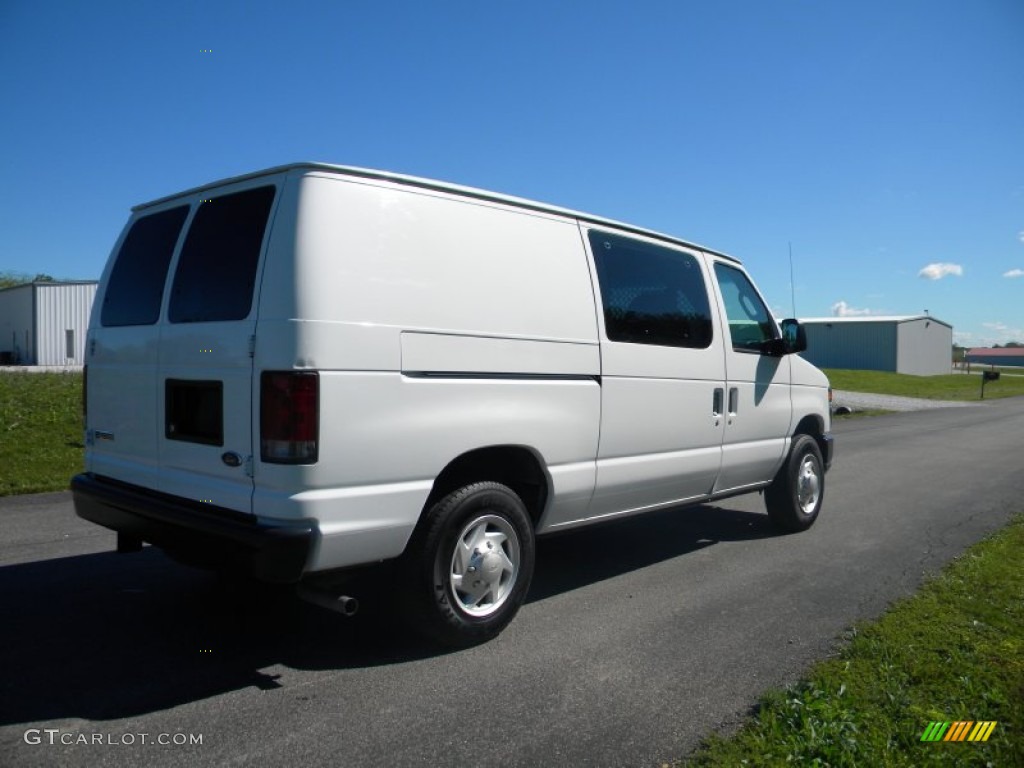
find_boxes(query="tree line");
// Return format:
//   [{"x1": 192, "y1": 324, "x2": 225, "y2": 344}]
[{"x1": 0, "y1": 272, "x2": 56, "y2": 289}]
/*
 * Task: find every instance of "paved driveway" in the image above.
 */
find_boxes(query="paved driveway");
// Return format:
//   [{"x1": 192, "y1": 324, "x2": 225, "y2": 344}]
[{"x1": 2, "y1": 398, "x2": 1023, "y2": 767}]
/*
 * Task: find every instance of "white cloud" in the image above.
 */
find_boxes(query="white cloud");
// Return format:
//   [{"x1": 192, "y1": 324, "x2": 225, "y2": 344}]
[
  {"x1": 1004, "y1": 268, "x2": 1024, "y2": 278},
  {"x1": 979, "y1": 321, "x2": 1024, "y2": 346},
  {"x1": 918, "y1": 262, "x2": 963, "y2": 280},
  {"x1": 1018, "y1": 230, "x2": 1024, "y2": 243},
  {"x1": 831, "y1": 300, "x2": 874, "y2": 317}
]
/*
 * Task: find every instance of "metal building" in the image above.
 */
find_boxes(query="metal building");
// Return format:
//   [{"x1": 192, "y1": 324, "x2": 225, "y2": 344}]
[
  {"x1": 798, "y1": 315, "x2": 953, "y2": 376},
  {"x1": 964, "y1": 347, "x2": 1024, "y2": 368},
  {"x1": 0, "y1": 281, "x2": 98, "y2": 366}
]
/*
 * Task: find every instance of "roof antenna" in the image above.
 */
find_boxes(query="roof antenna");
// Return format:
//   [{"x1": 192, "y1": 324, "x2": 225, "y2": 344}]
[{"x1": 788, "y1": 242, "x2": 797, "y2": 318}]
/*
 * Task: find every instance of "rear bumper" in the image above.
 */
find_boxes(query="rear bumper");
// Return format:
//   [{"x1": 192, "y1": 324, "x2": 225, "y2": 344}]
[{"x1": 71, "y1": 473, "x2": 316, "y2": 583}]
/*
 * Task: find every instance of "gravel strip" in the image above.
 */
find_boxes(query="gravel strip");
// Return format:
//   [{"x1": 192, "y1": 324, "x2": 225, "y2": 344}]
[
  {"x1": 0, "y1": 365, "x2": 82, "y2": 373},
  {"x1": 832, "y1": 389, "x2": 981, "y2": 412}
]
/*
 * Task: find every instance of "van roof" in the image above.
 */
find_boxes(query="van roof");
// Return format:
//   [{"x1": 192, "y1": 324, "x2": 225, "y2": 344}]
[{"x1": 134, "y1": 162, "x2": 739, "y2": 264}]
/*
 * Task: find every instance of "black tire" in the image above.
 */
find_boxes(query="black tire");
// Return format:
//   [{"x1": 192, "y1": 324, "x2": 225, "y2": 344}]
[
  {"x1": 765, "y1": 434, "x2": 824, "y2": 533},
  {"x1": 401, "y1": 482, "x2": 535, "y2": 648}
]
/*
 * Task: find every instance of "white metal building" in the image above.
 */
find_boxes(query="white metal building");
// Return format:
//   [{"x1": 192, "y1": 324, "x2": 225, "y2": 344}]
[
  {"x1": 798, "y1": 315, "x2": 953, "y2": 376},
  {"x1": 0, "y1": 281, "x2": 98, "y2": 366}
]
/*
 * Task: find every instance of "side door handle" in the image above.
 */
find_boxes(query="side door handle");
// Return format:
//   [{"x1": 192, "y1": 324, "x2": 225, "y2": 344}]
[
  {"x1": 712, "y1": 388, "x2": 724, "y2": 425},
  {"x1": 728, "y1": 387, "x2": 739, "y2": 418}
]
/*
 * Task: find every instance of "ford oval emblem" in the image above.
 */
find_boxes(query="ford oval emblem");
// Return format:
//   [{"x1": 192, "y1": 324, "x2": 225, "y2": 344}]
[{"x1": 221, "y1": 451, "x2": 242, "y2": 467}]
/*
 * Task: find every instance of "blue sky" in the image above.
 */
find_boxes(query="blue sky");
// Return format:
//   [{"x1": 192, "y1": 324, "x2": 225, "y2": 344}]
[{"x1": 2, "y1": 0, "x2": 1022, "y2": 347}]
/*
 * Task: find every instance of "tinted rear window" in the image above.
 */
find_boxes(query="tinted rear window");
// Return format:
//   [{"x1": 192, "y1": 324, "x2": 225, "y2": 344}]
[
  {"x1": 101, "y1": 206, "x2": 188, "y2": 327},
  {"x1": 168, "y1": 186, "x2": 276, "y2": 323}
]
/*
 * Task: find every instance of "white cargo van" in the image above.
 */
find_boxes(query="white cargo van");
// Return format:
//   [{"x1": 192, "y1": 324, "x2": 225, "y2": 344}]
[{"x1": 73, "y1": 163, "x2": 833, "y2": 646}]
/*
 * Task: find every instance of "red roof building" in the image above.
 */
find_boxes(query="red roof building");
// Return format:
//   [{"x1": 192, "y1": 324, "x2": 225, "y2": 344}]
[{"x1": 964, "y1": 347, "x2": 1024, "y2": 367}]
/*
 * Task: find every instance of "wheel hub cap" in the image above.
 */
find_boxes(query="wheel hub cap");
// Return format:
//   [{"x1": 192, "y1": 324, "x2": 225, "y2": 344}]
[
  {"x1": 797, "y1": 456, "x2": 821, "y2": 515},
  {"x1": 449, "y1": 514, "x2": 519, "y2": 617}
]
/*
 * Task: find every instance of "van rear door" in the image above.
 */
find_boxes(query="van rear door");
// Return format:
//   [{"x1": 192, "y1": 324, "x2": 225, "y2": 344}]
[
  {"x1": 156, "y1": 184, "x2": 278, "y2": 515},
  {"x1": 87, "y1": 204, "x2": 190, "y2": 492}
]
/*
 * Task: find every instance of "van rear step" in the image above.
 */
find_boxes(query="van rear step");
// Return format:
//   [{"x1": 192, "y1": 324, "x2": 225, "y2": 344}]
[{"x1": 71, "y1": 473, "x2": 315, "y2": 583}]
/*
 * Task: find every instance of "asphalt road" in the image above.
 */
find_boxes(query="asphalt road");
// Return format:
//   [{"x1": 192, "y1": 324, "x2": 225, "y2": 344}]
[{"x1": 3, "y1": 399, "x2": 1023, "y2": 767}]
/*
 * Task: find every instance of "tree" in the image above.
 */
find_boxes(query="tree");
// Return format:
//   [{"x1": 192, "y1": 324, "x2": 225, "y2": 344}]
[
  {"x1": 0, "y1": 272, "x2": 58, "y2": 288},
  {"x1": 0, "y1": 272, "x2": 29, "y2": 289}
]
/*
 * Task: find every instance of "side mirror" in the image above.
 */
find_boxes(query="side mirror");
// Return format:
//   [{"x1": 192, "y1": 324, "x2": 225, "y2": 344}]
[{"x1": 780, "y1": 318, "x2": 807, "y2": 354}]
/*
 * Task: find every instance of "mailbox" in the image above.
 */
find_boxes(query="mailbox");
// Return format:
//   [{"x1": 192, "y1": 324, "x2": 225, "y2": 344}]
[{"x1": 980, "y1": 369, "x2": 1001, "y2": 399}]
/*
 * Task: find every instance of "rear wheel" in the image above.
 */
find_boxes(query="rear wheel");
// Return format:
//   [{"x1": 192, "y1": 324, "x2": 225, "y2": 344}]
[
  {"x1": 402, "y1": 482, "x2": 535, "y2": 647},
  {"x1": 765, "y1": 434, "x2": 824, "y2": 532}
]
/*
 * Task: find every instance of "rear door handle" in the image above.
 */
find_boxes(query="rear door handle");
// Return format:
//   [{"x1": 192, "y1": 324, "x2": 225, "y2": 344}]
[
  {"x1": 728, "y1": 387, "x2": 739, "y2": 416},
  {"x1": 713, "y1": 388, "x2": 724, "y2": 423}
]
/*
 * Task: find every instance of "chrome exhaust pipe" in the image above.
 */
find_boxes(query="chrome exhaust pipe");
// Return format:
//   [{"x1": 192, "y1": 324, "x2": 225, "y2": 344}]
[{"x1": 298, "y1": 586, "x2": 359, "y2": 617}]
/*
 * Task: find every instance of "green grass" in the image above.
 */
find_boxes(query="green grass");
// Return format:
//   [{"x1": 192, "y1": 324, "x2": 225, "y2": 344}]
[
  {"x1": 825, "y1": 369, "x2": 1024, "y2": 401},
  {"x1": 0, "y1": 371, "x2": 83, "y2": 495},
  {"x1": 684, "y1": 515, "x2": 1024, "y2": 767}
]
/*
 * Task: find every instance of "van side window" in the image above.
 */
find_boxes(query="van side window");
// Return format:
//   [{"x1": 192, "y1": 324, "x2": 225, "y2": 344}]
[
  {"x1": 101, "y1": 206, "x2": 188, "y2": 327},
  {"x1": 168, "y1": 186, "x2": 276, "y2": 323},
  {"x1": 588, "y1": 230, "x2": 713, "y2": 349},
  {"x1": 713, "y1": 262, "x2": 777, "y2": 352}
]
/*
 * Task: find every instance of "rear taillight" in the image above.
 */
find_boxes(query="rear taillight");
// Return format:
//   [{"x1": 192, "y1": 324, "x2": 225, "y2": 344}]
[{"x1": 260, "y1": 371, "x2": 318, "y2": 464}]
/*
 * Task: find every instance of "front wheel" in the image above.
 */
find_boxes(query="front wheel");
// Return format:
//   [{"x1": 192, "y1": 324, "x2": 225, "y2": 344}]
[
  {"x1": 765, "y1": 434, "x2": 824, "y2": 533},
  {"x1": 401, "y1": 482, "x2": 535, "y2": 647}
]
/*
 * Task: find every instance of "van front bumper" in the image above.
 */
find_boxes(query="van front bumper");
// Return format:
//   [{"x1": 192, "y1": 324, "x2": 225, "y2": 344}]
[
  {"x1": 71, "y1": 473, "x2": 316, "y2": 583},
  {"x1": 821, "y1": 432, "x2": 834, "y2": 471}
]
